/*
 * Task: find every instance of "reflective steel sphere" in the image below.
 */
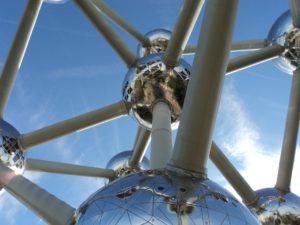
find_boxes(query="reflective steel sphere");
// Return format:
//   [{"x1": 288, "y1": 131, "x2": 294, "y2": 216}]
[
  {"x1": 106, "y1": 150, "x2": 150, "y2": 177},
  {"x1": 43, "y1": 0, "x2": 69, "y2": 4},
  {"x1": 122, "y1": 53, "x2": 191, "y2": 130},
  {"x1": 268, "y1": 10, "x2": 300, "y2": 74},
  {"x1": 250, "y1": 188, "x2": 300, "y2": 225},
  {"x1": 75, "y1": 169, "x2": 260, "y2": 225},
  {"x1": 137, "y1": 29, "x2": 172, "y2": 58},
  {"x1": 0, "y1": 120, "x2": 25, "y2": 174}
]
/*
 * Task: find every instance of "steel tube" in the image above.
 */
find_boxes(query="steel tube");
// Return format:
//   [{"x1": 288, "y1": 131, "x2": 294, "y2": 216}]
[
  {"x1": 0, "y1": 0, "x2": 42, "y2": 118},
  {"x1": 226, "y1": 45, "x2": 284, "y2": 75},
  {"x1": 74, "y1": 0, "x2": 137, "y2": 67},
  {"x1": 276, "y1": 68, "x2": 300, "y2": 192},
  {"x1": 183, "y1": 39, "x2": 270, "y2": 54},
  {"x1": 25, "y1": 158, "x2": 116, "y2": 179},
  {"x1": 289, "y1": 0, "x2": 300, "y2": 28},
  {"x1": 169, "y1": 0, "x2": 239, "y2": 175},
  {"x1": 19, "y1": 101, "x2": 129, "y2": 150},
  {"x1": 210, "y1": 142, "x2": 258, "y2": 205},
  {"x1": 0, "y1": 162, "x2": 75, "y2": 225},
  {"x1": 162, "y1": 0, "x2": 204, "y2": 67},
  {"x1": 91, "y1": 0, "x2": 150, "y2": 46},
  {"x1": 129, "y1": 126, "x2": 151, "y2": 168},
  {"x1": 151, "y1": 102, "x2": 172, "y2": 169}
]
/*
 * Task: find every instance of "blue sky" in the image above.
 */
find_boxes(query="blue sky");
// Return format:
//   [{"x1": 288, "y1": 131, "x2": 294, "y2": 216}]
[{"x1": 0, "y1": 0, "x2": 299, "y2": 224}]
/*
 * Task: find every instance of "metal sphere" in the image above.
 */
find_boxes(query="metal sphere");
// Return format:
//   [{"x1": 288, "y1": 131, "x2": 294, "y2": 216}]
[
  {"x1": 268, "y1": 10, "x2": 300, "y2": 74},
  {"x1": 250, "y1": 188, "x2": 300, "y2": 225},
  {"x1": 75, "y1": 169, "x2": 260, "y2": 225},
  {"x1": 43, "y1": 0, "x2": 69, "y2": 4},
  {"x1": 106, "y1": 150, "x2": 150, "y2": 177},
  {"x1": 122, "y1": 52, "x2": 191, "y2": 130},
  {"x1": 137, "y1": 29, "x2": 172, "y2": 58},
  {"x1": 0, "y1": 120, "x2": 25, "y2": 174}
]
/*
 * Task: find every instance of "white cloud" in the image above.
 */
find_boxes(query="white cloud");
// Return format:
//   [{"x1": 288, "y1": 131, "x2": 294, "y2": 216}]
[{"x1": 216, "y1": 83, "x2": 300, "y2": 197}]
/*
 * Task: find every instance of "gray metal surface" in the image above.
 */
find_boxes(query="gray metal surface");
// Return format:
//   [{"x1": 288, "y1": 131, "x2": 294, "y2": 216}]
[
  {"x1": 25, "y1": 158, "x2": 116, "y2": 179},
  {"x1": 268, "y1": 10, "x2": 300, "y2": 74},
  {"x1": 74, "y1": 0, "x2": 137, "y2": 67},
  {"x1": 129, "y1": 127, "x2": 151, "y2": 168},
  {"x1": 184, "y1": 39, "x2": 270, "y2": 54},
  {"x1": 123, "y1": 52, "x2": 191, "y2": 130},
  {"x1": 250, "y1": 188, "x2": 300, "y2": 225},
  {"x1": 0, "y1": 162, "x2": 75, "y2": 225},
  {"x1": 106, "y1": 150, "x2": 149, "y2": 177},
  {"x1": 150, "y1": 102, "x2": 172, "y2": 169},
  {"x1": 0, "y1": 0, "x2": 42, "y2": 118},
  {"x1": 170, "y1": 0, "x2": 239, "y2": 175},
  {"x1": 289, "y1": 0, "x2": 300, "y2": 28},
  {"x1": 0, "y1": 120, "x2": 25, "y2": 173},
  {"x1": 19, "y1": 101, "x2": 129, "y2": 150},
  {"x1": 226, "y1": 45, "x2": 284, "y2": 75},
  {"x1": 137, "y1": 29, "x2": 171, "y2": 58},
  {"x1": 163, "y1": 0, "x2": 204, "y2": 67},
  {"x1": 75, "y1": 169, "x2": 260, "y2": 225},
  {"x1": 210, "y1": 142, "x2": 258, "y2": 206},
  {"x1": 276, "y1": 68, "x2": 300, "y2": 192}
]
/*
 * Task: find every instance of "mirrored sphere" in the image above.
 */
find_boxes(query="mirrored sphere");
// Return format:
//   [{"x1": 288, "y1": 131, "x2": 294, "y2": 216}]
[
  {"x1": 122, "y1": 52, "x2": 191, "y2": 130},
  {"x1": 0, "y1": 120, "x2": 25, "y2": 174},
  {"x1": 268, "y1": 10, "x2": 300, "y2": 74},
  {"x1": 106, "y1": 150, "x2": 150, "y2": 177},
  {"x1": 137, "y1": 29, "x2": 172, "y2": 58},
  {"x1": 75, "y1": 169, "x2": 260, "y2": 225},
  {"x1": 43, "y1": 0, "x2": 69, "y2": 4},
  {"x1": 250, "y1": 188, "x2": 300, "y2": 224}
]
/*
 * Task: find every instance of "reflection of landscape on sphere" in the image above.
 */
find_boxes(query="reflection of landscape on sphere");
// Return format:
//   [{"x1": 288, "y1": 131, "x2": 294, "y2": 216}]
[
  {"x1": 75, "y1": 169, "x2": 260, "y2": 225},
  {"x1": 268, "y1": 10, "x2": 300, "y2": 74},
  {"x1": 123, "y1": 53, "x2": 191, "y2": 130},
  {"x1": 137, "y1": 29, "x2": 172, "y2": 58},
  {"x1": 106, "y1": 150, "x2": 150, "y2": 176},
  {"x1": 252, "y1": 188, "x2": 300, "y2": 225},
  {"x1": 0, "y1": 120, "x2": 25, "y2": 174}
]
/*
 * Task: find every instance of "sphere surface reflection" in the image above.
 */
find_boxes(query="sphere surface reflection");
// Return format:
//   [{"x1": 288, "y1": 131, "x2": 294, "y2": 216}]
[
  {"x1": 106, "y1": 150, "x2": 150, "y2": 177},
  {"x1": 0, "y1": 120, "x2": 25, "y2": 174},
  {"x1": 43, "y1": 0, "x2": 69, "y2": 4},
  {"x1": 252, "y1": 188, "x2": 300, "y2": 225},
  {"x1": 75, "y1": 169, "x2": 260, "y2": 225},
  {"x1": 123, "y1": 53, "x2": 191, "y2": 130},
  {"x1": 137, "y1": 29, "x2": 172, "y2": 57},
  {"x1": 268, "y1": 10, "x2": 300, "y2": 74}
]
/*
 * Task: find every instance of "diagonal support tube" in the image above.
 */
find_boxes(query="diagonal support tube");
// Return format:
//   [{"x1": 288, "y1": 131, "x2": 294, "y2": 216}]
[
  {"x1": 226, "y1": 45, "x2": 284, "y2": 75},
  {"x1": 275, "y1": 68, "x2": 300, "y2": 192},
  {"x1": 210, "y1": 142, "x2": 259, "y2": 205},
  {"x1": 162, "y1": 0, "x2": 204, "y2": 67},
  {"x1": 91, "y1": 0, "x2": 150, "y2": 46},
  {"x1": 289, "y1": 0, "x2": 300, "y2": 28},
  {"x1": 74, "y1": 0, "x2": 137, "y2": 67},
  {"x1": 19, "y1": 101, "x2": 129, "y2": 150},
  {"x1": 25, "y1": 158, "x2": 116, "y2": 179},
  {"x1": 0, "y1": 0, "x2": 42, "y2": 118},
  {"x1": 0, "y1": 162, "x2": 75, "y2": 225},
  {"x1": 129, "y1": 126, "x2": 151, "y2": 168},
  {"x1": 151, "y1": 102, "x2": 172, "y2": 169},
  {"x1": 169, "y1": 0, "x2": 239, "y2": 175},
  {"x1": 183, "y1": 39, "x2": 270, "y2": 54}
]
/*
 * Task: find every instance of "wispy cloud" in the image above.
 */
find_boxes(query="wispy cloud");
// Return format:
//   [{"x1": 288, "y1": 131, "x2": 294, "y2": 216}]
[{"x1": 216, "y1": 82, "x2": 300, "y2": 197}]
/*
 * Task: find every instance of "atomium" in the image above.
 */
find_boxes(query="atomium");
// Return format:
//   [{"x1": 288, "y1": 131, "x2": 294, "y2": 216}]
[
  {"x1": 137, "y1": 29, "x2": 172, "y2": 58},
  {"x1": 122, "y1": 52, "x2": 191, "y2": 130},
  {"x1": 43, "y1": 0, "x2": 69, "y2": 4},
  {"x1": 268, "y1": 10, "x2": 300, "y2": 74},
  {"x1": 75, "y1": 169, "x2": 260, "y2": 225},
  {"x1": 106, "y1": 150, "x2": 150, "y2": 177},
  {"x1": 250, "y1": 188, "x2": 300, "y2": 225},
  {"x1": 0, "y1": 120, "x2": 25, "y2": 174}
]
